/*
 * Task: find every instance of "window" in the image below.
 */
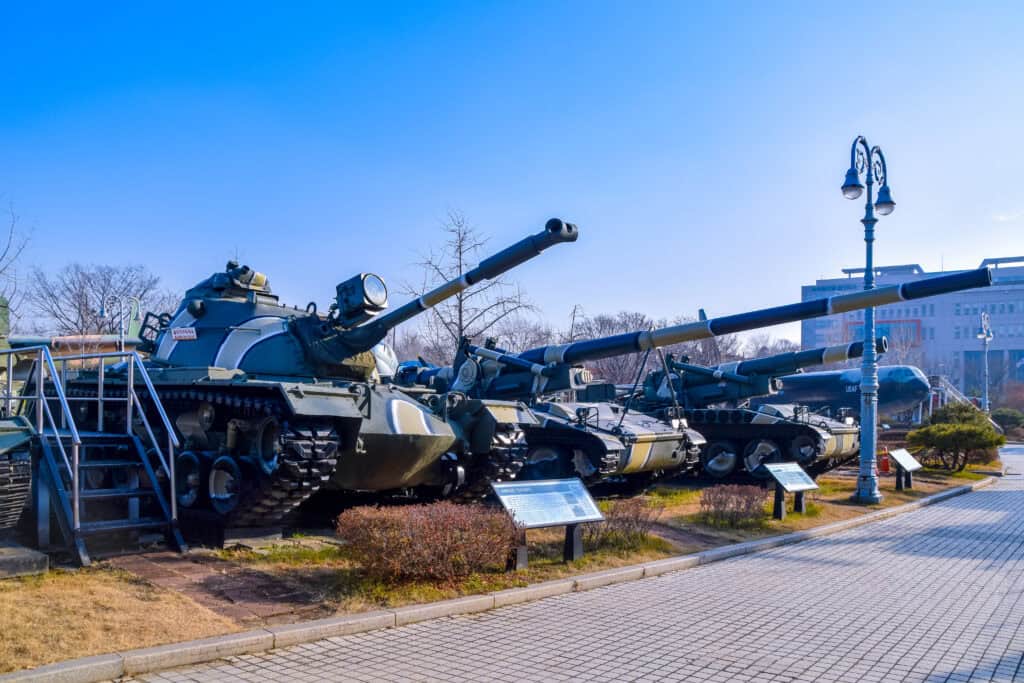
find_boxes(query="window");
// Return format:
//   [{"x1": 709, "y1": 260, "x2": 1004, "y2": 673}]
[
  {"x1": 955, "y1": 328, "x2": 960, "y2": 339},
  {"x1": 930, "y1": 304, "x2": 935, "y2": 316},
  {"x1": 1000, "y1": 304, "x2": 1006, "y2": 314},
  {"x1": 955, "y1": 303, "x2": 961, "y2": 315}
]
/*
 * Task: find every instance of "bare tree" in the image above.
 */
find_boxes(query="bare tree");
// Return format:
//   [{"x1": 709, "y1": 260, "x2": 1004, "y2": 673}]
[
  {"x1": 573, "y1": 311, "x2": 653, "y2": 384},
  {"x1": 744, "y1": 333, "x2": 800, "y2": 359},
  {"x1": 0, "y1": 205, "x2": 30, "y2": 334},
  {"x1": 403, "y1": 210, "x2": 535, "y2": 363},
  {"x1": 488, "y1": 314, "x2": 556, "y2": 354},
  {"x1": 27, "y1": 263, "x2": 179, "y2": 336},
  {"x1": 879, "y1": 324, "x2": 926, "y2": 368}
]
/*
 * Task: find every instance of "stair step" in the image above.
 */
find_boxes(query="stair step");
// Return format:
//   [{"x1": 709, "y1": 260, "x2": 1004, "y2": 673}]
[
  {"x1": 78, "y1": 460, "x2": 143, "y2": 469},
  {"x1": 79, "y1": 488, "x2": 157, "y2": 500},
  {"x1": 78, "y1": 518, "x2": 168, "y2": 535}
]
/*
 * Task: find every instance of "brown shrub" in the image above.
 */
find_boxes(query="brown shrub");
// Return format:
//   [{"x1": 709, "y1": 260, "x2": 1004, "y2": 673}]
[
  {"x1": 583, "y1": 497, "x2": 663, "y2": 549},
  {"x1": 336, "y1": 502, "x2": 519, "y2": 583},
  {"x1": 699, "y1": 485, "x2": 769, "y2": 527}
]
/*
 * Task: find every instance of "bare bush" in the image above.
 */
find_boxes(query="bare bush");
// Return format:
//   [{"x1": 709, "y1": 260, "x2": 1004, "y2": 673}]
[
  {"x1": 336, "y1": 502, "x2": 519, "y2": 583},
  {"x1": 583, "y1": 497, "x2": 663, "y2": 549},
  {"x1": 699, "y1": 485, "x2": 769, "y2": 527}
]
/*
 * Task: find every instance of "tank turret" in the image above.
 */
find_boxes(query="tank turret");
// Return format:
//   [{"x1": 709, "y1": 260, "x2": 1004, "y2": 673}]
[{"x1": 143, "y1": 218, "x2": 578, "y2": 380}]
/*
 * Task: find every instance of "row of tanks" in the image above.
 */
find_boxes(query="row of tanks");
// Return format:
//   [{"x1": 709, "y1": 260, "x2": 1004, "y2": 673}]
[{"x1": 40, "y1": 219, "x2": 993, "y2": 530}]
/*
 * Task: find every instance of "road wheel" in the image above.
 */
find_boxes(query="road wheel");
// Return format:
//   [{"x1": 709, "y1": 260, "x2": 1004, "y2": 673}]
[
  {"x1": 175, "y1": 451, "x2": 206, "y2": 509},
  {"x1": 789, "y1": 435, "x2": 821, "y2": 466},
  {"x1": 519, "y1": 445, "x2": 571, "y2": 480},
  {"x1": 743, "y1": 439, "x2": 783, "y2": 479},
  {"x1": 209, "y1": 455, "x2": 243, "y2": 515},
  {"x1": 701, "y1": 441, "x2": 739, "y2": 479}
]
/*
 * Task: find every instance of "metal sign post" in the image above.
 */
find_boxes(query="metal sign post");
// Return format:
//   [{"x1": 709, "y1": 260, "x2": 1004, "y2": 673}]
[
  {"x1": 491, "y1": 479, "x2": 604, "y2": 569},
  {"x1": 888, "y1": 448, "x2": 923, "y2": 491},
  {"x1": 762, "y1": 462, "x2": 819, "y2": 520}
]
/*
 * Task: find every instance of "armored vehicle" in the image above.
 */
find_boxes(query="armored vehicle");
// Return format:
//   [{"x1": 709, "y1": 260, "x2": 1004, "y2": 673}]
[
  {"x1": 0, "y1": 417, "x2": 34, "y2": 537},
  {"x1": 633, "y1": 339, "x2": 887, "y2": 478},
  {"x1": 64, "y1": 219, "x2": 578, "y2": 526},
  {"x1": 399, "y1": 338, "x2": 705, "y2": 488},
  {"x1": 401, "y1": 267, "x2": 992, "y2": 486}
]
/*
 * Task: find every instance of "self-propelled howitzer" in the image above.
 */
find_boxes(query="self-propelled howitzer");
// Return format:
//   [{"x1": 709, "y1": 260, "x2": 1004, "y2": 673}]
[
  {"x1": 65, "y1": 219, "x2": 578, "y2": 528},
  {"x1": 634, "y1": 339, "x2": 887, "y2": 479},
  {"x1": 644, "y1": 338, "x2": 889, "y2": 409}
]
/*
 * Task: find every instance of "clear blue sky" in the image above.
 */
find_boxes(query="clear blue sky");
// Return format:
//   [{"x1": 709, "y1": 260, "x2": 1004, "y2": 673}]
[{"x1": 2, "y1": 2, "x2": 1022, "y2": 340}]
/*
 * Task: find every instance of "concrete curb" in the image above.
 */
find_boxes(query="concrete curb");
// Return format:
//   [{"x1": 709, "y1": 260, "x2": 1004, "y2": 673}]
[{"x1": 0, "y1": 475, "x2": 996, "y2": 682}]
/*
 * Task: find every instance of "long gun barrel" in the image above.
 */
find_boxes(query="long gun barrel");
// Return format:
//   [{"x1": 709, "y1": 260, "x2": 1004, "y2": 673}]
[
  {"x1": 339, "y1": 218, "x2": 578, "y2": 353},
  {"x1": 658, "y1": 338, "x2": 888, "y2": 407},
  {"x1": 673, "y1": 338, "x2": 889, "y2": 389},
  {"x1": 517, "y1": 268, "x2": 991, "y2": 366}
]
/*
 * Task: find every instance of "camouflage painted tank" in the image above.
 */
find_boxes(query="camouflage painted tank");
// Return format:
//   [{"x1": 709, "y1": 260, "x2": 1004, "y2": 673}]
[
  {"x1": 635, "y1": 340, "x2": 887, "y2": 478},
  {"x1": 64, "y1": 219, "x2": 578, "y2": 526},
  {"x1": 397, "y1": 338, "x2": 703, "y2": 488}
]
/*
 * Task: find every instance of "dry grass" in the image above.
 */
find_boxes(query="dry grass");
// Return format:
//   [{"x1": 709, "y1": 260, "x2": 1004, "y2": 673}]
[
  {"x1": 653, "y1": 461, "x2": 997, "y2": 548},
  {"x1": 0, "y1": 567, "x2": 237, "y2": 674},
  {"x1": 216, "y1": 528, "x2": 675, "y2": 614}
]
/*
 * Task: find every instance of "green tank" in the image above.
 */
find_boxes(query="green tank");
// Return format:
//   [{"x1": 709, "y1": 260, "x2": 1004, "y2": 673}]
[{"x1": 63, "y1": 219, "x2": 578, "y2": 527}]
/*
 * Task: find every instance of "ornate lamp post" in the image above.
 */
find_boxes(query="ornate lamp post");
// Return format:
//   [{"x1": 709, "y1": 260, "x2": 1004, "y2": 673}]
[
  {"x1": 977, "y1": 312, "x2": 993, "y2": 412},
  {"x1": 841, "y1": 136, "x2": 895, "y2": 504}
]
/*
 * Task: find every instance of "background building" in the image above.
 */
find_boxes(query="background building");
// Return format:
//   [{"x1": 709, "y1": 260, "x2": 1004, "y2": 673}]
[{"x1": 801, "y1": 257, "x2": 1024, "y2": 404}]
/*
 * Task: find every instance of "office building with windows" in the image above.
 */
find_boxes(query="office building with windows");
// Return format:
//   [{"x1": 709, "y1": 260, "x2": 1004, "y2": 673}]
[{"x1": 801, "y1": 257, "x2": 1024, "y2": 400}]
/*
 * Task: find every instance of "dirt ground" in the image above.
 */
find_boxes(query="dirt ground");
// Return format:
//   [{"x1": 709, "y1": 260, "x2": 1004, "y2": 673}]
[{"x1": 0, "y1": 461, "x2": 997, "y2": 674}]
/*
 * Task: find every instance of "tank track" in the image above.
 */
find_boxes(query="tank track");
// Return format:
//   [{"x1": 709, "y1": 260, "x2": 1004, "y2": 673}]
[
  {"x1": 454, "y1": 429, "x2": 529, "y2": 502},
  {"x1": 0, "y1": 450, "x2": 31, "y2": 533},
  {"x1": 231, "y1": 424, "x2": 338, "y2": 527},
  {"x1": 65, "y1": 384, "x2": 340, "y2": 528}
]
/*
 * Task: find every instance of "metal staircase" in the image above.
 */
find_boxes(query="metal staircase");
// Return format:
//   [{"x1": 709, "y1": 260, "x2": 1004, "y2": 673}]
[{"x1": 2, "y1": 346, "x2": 185, "y2": 566}]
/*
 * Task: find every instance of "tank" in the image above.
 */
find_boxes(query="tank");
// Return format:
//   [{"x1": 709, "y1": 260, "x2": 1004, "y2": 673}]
[
  {"x1": 400, "y1": 268, "x2": 992, "y2": 485},
  {"x1": 64, "y1": 219, "x2": 578, "y2": 526},
  {"x1": 633, "y1": 339, "x2": 888, "y2": 478},
  {"x1": 0, "y1": 417, "x2": 34, "y2": 537},
  {"x1": 398, "y1": 338, "x2": 704, "y2": 487}
]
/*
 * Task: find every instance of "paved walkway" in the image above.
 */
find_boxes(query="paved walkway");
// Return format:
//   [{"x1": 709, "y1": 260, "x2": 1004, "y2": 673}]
[{"x1": 134, "y1": 446, "x2": 1024, "y2": 683}]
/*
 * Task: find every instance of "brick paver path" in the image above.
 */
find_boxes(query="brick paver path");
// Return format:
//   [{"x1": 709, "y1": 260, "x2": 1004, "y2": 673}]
[{"x1": 134, "y1": 446, "x2": 1024, "y2": 682}]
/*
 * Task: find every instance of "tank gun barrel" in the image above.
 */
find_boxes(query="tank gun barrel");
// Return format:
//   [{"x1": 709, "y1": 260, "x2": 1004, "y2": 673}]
[
  {"x1": 342, "y1": 218, "x2": 578, "y2": 351},
  {"x1": 518, "y1": 268, "x2": 991, "y2": 366}
]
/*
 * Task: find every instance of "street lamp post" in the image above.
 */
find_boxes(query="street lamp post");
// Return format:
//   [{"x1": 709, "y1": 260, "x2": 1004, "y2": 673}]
[
  {"x1": 977, "y1": 312, "x2": 993, "y2": 412},
  {"x1": 841, "y1": 136, "x2": 896, "y2": 505}
]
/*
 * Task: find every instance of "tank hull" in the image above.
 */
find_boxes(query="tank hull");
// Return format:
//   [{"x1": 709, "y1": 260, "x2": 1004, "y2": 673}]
[
  {"x1": 518, "y1": 401, "x2": 703, "y2": 484},
  {"x1": 682, "y1": 404, "x2": 859, "y2": 480}
]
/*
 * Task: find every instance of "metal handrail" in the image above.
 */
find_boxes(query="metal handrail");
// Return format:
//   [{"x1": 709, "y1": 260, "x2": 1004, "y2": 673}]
[
  {"x1": 0, "y1": 346, "x2": 84, "y2": 528},
  {"x1": 130, "y1": 352, "x2": 180, "y2": 448},
  {"x1": 49, "y1": 350, "x2": 180, "y2": 522}
]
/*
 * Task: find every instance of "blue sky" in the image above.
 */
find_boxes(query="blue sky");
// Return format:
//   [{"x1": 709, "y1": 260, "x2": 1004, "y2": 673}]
[{"x1": 2, "y1": 2, "x2": 1022, "y2": 340}]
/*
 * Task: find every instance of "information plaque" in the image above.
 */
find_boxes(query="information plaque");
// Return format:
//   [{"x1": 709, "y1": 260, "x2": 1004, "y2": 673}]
[
  {"x1": 888, "y1": 448, "x2": 923, "y2": 472},
  {"x1": 762, "y1": 462, "x2": 819, "y2": 493},
  {"x1": 491, "y1": 478, "x2": 604, "y2": 529}
]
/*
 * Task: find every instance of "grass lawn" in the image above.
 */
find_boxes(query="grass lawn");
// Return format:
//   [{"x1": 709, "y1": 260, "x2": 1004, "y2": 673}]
[{"x1": 650, "y1": 461, "x2": 999, "y2": 551}]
